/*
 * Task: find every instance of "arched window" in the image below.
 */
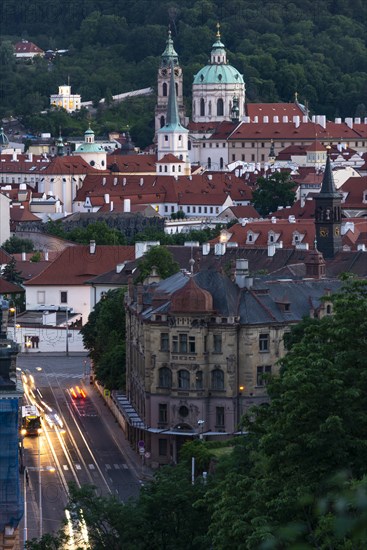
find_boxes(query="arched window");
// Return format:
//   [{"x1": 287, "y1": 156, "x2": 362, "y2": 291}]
[
  {"x1": 159, "y1": 367, "x2": 172, "y2": 388},
  {"x1": 220, "y1": 157, "x2": 224, "y2": 169},
  {"x1": 188, "y1": 141, "x2": 192, "y2": 150},
  {"x1": 163, "y1": 83, "x2": 167, "y2": 97},
  {"x1": 208, "y1": 101, "x2": 212, "y2": 116},
  {"x1": 175, "y1": 82, "x2": 178, "y2": 96},
  {"x1": 178, "y1": 165, "x2": 181, "y2": 172},
  {"x1": 172, "y1": 165, "x2": 175, "y2": 172},
  {"x1": 207, "y1": 157, "x2": 211, "y2": 169},
  {"x1": 200, "y1": 98, "x2": 205, "y2": 116},
  {"x1": 217, "y1": 98, "x2": 224, "y2": 116},
  {"x1": 178, "y1": 369, "x2": 190, "y2": 389},
  {"x1": 211, "y1": 369, "x2": 224, "y2": 390},
  {"x1": 160, "y1": 115, "x2": 165, "y2": 128}
]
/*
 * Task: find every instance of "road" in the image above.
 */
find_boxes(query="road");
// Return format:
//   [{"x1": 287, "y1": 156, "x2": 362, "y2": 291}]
[{"x1": 17, "y1": 354, "x2": 142, "y2": 545}]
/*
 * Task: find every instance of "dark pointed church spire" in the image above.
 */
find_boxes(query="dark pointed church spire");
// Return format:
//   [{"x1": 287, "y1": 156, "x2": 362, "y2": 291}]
[
  {"x1": 319, "y1": 151, "x2": 339, "y2": 197},
  {"x1": 166, "y1": 61, "x2": 180, "y2": 127}
]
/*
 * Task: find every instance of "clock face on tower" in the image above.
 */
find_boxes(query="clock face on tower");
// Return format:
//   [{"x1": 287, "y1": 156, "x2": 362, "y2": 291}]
[
  {"x1": 161, "y1": 69, "x2": 167, "y2": 76},
  {"x1": 320, "y1": 227, "x2": 329, "y2": 237}
]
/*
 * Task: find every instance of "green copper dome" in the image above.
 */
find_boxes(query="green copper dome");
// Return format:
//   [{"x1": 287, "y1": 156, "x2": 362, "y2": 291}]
[
  {"x1": 76, "y1": 142, "x2": 105, "y2": 153},
  {"x1": 193, "y1": 64, "x2": 244, "y2": 85}
]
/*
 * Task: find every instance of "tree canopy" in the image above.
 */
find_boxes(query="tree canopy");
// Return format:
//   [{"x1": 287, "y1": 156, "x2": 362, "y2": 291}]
[
  {"x1": 1, "y1": 0, "x2": 366, "y2": 146},
  {"x1": 80, "y1": 288, "x2": 126, "y2": 389},
  {"x1": 136, "y1": 245, "x2": 180, "y2": 283},
  {"x1": 2, "y1": 236, "x2": 34, "y2": 254},
  {"x1": 252, "y1": 171, "x2": 296, "y2": 216}
]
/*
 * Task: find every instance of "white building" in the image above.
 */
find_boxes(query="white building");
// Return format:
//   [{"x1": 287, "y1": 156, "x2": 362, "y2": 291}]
[{"x1": 50, "y1": 85, "x2": 81, "y2": 113}]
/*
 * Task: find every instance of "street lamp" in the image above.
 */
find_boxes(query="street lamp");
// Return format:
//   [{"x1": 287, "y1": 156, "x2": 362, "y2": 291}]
[
  {"x1": 65, "y1": 307, "x2": 69, "y2": 357},
  {"x1": 9, "y1": 304, "x2": 16, "y2": 342},
  {"x1": 38, "y1": 430, "x2": 43, "y2": 537}
]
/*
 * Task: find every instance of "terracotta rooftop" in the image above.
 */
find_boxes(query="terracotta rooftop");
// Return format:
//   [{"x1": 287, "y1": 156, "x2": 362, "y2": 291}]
[{"x1": 24, "y1": 245, "x2": 135, "y2": 286}]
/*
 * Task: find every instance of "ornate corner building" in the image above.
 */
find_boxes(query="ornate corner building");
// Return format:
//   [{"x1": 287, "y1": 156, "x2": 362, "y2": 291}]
[{"x1": 125, "y1": 262, "x2": 341, "y2": 467}]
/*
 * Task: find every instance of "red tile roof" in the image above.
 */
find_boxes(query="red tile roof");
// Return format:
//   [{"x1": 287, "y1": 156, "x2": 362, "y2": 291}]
[
  {"x1": 14, "y1": 41, "x2": 44, "y2": 54},
  {"x1": 24, "y1": 245, "x2": 136, "y2": 286},
  {"x1": 229, "y1": 121, "x2": 361, "y2": 141},
  {"x1": 157, "y1": 154, "x2": 183, "y2": 164},
  {"x1": 0, "y1": 278, "x2": 24, "y2": 294},
  {"x1": 76, "y1": 172, "x2": 253, "y2": 208},
  {"x1": 246, "y1": 103, "x2": 305, "y2": 118},
  {"x1": 107, "y1": 154, "x2": 157, "y2": 173},
  {"x1": 340, "y1": 176, "x2": 367, "y2": 209}
]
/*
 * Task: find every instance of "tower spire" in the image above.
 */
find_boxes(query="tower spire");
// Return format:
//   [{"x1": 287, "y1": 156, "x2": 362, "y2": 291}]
[{"x1": 166, "y1": 61, "x2": 180, "y2": 126}]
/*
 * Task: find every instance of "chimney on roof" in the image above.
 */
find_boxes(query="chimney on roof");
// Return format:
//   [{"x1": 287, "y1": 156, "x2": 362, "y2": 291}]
[
  {"x1": 354, "y1": 117, "x2": 361, "y2": 124},
  {"x1": 123, "y1": 177, "x2": 127, "y2": 185},
  {"x1": 89, "y1": 240, "x2": 96, "y2": 254},
  {"x1": 110, "y1": 200, "x2": 114, "y2": 211},
  {"x1": 345, "y1": 117, "x2": 353, "y2": 129},
  {"x1": 293, "y1": 115, "x2": 300, "y2": 128},
  {"x1": 214, "y1": 243, "x2": 226, "y2": 256},
  {"x1": 271, "y1": 216, "x2": 277, "y2": 223},
  {"x1": 273, "y1": 116, "x2": 279, "y2": 123},
  {"x1": 207, "y1": 174, "x2": 213, "y2": 180},
  {"x1": 116, "y1": 263, "x2": 125, "y2": 273},
  {"x1": 254, "y1": 116, "x2": 258, "y2": 123},
  {"x1": 22, "y1": 252, "x2": 26, "y2": 261},
  {"x1": 104, "y1": 193, "x2": 110, "y2": 204},
  {"x1": 12, "y1": 152, "x2": 18, "y2": 162},
  {"x1": 202, "y1": 243, "x2": 210, "y2": 255},
  {"x1": 335, "y1": 118, "x2": 342, "y2": 124},
  {"x1": 302, "y1": 116, "x2": 308, "y2": 123},
  {"x1": 288, "y1": 215, "x2": 296, "y2": 223},
  {"x1": 317, "y1": 115, "x2": 326, "y2": 129},
  {"x1": 28, "y1": 152, "x2": 33, "y2": 162},
  {"x1": 235, "y1": 258, "x2": 252, "y2": 288},
  {"x1": 282, "y1": 116, "x2": 288, "y2": 123},
  {"x1": 268, "y1": 243, "x2": 276, "y2": 257},
  {"x1": 44, "y1": 250, "x2": 49, "y2": 261},
  {"x1": 243, "y1": 116, "x2": 250, "y2": 123},
  {"x1": 140, "y1": 177, "x2": 144, "y2": 186},
  {"x1": 124, "y1": 198, "x2": 131, "y2": 213}
]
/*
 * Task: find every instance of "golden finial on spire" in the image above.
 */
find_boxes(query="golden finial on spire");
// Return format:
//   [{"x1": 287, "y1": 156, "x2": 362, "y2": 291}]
[
  {"x1": 216, "y1": 22, "x2": 221, "y2": 40},
  {"x1": 295, "y1": 91, "x2": 298, "y2": 102}
]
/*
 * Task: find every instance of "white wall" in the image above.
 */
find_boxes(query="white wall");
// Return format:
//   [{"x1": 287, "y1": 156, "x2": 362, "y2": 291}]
[
  {"x1": 0, "y1": 193, "x2": 10, "y2": 245},
  {"x1": 25, "y1": 285, "x2": 91, "y2": 326},
  {"x1": 7, "y1": 326, "x2": 86, "y2": 353}
]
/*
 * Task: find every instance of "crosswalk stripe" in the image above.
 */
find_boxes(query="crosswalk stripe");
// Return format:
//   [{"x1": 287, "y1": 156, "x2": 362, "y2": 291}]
[
  {"x1": 113, "y1": 464, "x2": 120, "y2": 470},
  {"x1": 105, "y1": 464, "x2": 111, "y2": 470},
  {"x1": 122, "y1": 464, "x2": 128, "y2": 469},
  {"x1": 88, "y1": 464, "x2": 95, "y2": 470},
  {"x1": 63, "y1": 465, "x2": 68, "y2": 471},
  {"x1": 75, "y1": 464, "x2": 81, "y2": 470}
]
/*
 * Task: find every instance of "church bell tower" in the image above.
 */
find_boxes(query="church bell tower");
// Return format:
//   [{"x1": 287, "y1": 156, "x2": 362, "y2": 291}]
[
  {"x1": 315, "y1": 151, "x2": 343, "y2": 258},
  {"x1": 155, "y1": 28, "x2": 185, "y2": 135}
]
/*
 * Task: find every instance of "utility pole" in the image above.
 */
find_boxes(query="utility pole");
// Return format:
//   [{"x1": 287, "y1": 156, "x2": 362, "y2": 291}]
[{"x1": 65, "y1": 307, "x2": 69, "y2": 357}]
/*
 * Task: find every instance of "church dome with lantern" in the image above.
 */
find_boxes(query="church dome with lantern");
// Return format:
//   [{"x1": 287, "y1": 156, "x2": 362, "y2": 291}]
[{"x1": 192, "y1": 25, "x2": 246, "y2": 123}]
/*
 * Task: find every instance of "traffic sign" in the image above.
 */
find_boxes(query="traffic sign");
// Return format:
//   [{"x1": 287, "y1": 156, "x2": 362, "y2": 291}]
[
  {"x1": 138, "y1": 440, "x2": 145, "y2": 448},
  {"x1": 144, "y1": 452, "x2": 151, "y2": 459},
  {"x1": 139, "y1": 447, "x2": 145, "y2": 454}
]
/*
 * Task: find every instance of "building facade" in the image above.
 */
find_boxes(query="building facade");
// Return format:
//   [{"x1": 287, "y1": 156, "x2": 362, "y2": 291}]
[{"x1": 125, "y1": 263, "x2": 340, "y2": 466}]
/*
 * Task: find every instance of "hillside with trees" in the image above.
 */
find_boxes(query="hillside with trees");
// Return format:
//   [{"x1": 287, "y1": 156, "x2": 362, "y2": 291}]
[{"x1": 1, "y1": 0, "x2": 366, "y2": 147}]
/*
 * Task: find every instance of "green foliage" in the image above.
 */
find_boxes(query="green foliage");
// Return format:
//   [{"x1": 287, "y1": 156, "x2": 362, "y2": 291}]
[
  {"x1": 136, "y1": 246, "x2": 180, "y2": 283},
  {"x1": 0, "y1": 0, "x2": 366, "y2": 138},
  {"x1": 80, "y1": 288, "x2": 126, "y2": 389},
  {"x1": 252, "y1": 172, "x2": 296, "y2": 216},
  {"x1": 30, "y1": 250, "x2": 42, "y2": 262},
  {"x1": 45, "y1": 220, "x2": 126, "y2": 245},
  {"x1": 2, "y1": 235, "x2": 34, "y2": 253},
  {"x1": 207, "y1": 278, "x2": 367, "y2": 548},
  {"x1": 1, "y1": 257, "x2": 23, "y2": 285}
]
